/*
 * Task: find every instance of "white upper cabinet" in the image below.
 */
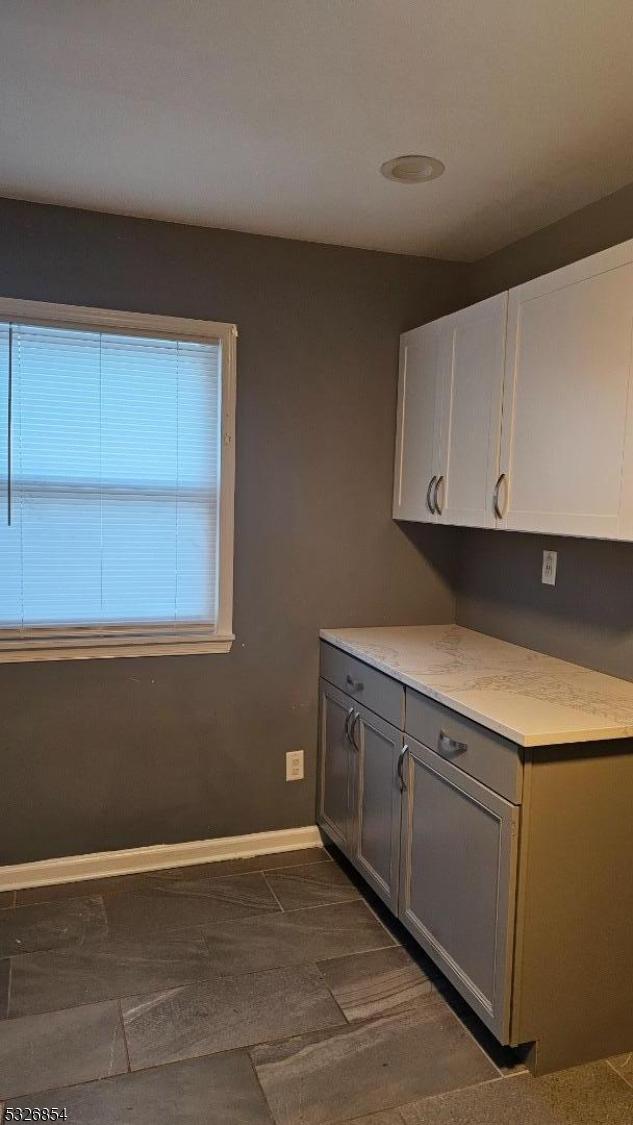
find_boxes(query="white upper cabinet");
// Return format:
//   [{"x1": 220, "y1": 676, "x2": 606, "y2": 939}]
[
  {"x1": 393, "y1": 237, "x2": 633, "y2": 541},
  {"x1": 393, "y1": 296, "x2": 507, "y2": 528},
  {"x1": 498, "y1": 241, "x2": 633, "y2": 538},
  {"x1": 392, "y1": 320, "x2": 443, "y2": 521},
  {"x1": 434, "y1": 293, "x2": 507, "y2": 528}
]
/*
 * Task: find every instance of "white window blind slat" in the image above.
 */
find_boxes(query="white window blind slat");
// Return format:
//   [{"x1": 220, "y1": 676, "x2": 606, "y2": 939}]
[{"x1": 0, "y1": 322, "x2": 221, "y2": 633}]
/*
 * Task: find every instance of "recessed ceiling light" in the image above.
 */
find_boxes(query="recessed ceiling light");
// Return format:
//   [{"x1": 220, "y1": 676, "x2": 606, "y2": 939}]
[{"x1": 380, "y1": 154, "x2": 445, "y2": 184}]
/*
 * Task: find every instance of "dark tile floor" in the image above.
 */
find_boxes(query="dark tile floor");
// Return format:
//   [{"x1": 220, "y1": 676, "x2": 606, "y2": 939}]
[{"x1": 0, "y1": 845, "x2": 631, "y2": 1123}]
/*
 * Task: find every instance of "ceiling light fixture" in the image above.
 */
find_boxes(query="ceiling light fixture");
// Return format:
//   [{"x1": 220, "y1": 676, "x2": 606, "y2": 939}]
[{"x1": 380, "y1": 154, "x2": 445, "y2": 184}]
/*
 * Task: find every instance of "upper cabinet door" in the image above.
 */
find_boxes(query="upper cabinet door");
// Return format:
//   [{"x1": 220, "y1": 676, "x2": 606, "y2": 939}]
[
  {"x1": 498, "y1": 242, "x2": 633, "y2": 538},
  {"x1": 392, "y1": 321, "x2": 443, "y2": 521},
  {"x1": 434, "y1": 294, "x2": 507, "y2": 529}
]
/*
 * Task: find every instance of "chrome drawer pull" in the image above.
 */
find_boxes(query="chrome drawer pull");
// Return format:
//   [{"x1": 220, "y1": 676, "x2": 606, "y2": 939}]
[
  {"x1": 344, "y1": 706, "x2": 355, "y2": 743},
  {"x1": 345, "y1": 673, "x2": 364, "y2": 692},
  {"x1": 426, "y1": 475, "x2": 437, "y2": 513},
  {"x1": 397, "y1": 743, "x2": 409, "y2": 791},
  {"x1": 493, "y1": 473, "x2": 506, "y2": 519},
  {"x1": 350, "y1": 711, "x2": 361, "y2": 751},
  {"x1": 438, "y1": 730, "x2": 468, "y2": 755},
  {"x1": 433, "y1": 475, "x2": 444, "y2": 516}
]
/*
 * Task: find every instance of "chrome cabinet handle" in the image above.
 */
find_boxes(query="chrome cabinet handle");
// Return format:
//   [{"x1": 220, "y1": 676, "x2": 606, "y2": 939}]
[
  {"x1": 434, "y1": 475, "x2": 444, "y2": 516},
  {"x1": 426, "y1": 475, "x2": 437, "y2": 514},
  {"x1": 350, "y1": 711, "x2": 361, "y2": 751},
  {"x1": 344, "y1": 706, "x2": 355, "y2": 744},
  {"x1": 345, "y1": 673, "x2": 364, "y2": 693},
  {"x1": 397, "y1": 743, "x2": 409, "y2": 791},
  {"x1": 493, "y1": 473, "x2": 506, "y2": 520},
  {"x1": 438, "y1": 730, "x2": 468, "y2": 756}
]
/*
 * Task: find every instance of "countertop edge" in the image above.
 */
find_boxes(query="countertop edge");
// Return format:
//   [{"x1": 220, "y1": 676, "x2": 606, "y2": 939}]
[{"x1": 319, "y1": 630, "x2": 633, "y2": 749}]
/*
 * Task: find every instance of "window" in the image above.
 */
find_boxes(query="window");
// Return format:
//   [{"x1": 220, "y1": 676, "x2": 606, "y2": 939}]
[{"x1": 0, "y1": 299, "x2": 236, "y2": 662}]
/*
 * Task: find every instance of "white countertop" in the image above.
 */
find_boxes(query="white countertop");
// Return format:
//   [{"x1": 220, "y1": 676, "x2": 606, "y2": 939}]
[{"x1": 319, "y1": 625, "x2": 633, "y2": 747}]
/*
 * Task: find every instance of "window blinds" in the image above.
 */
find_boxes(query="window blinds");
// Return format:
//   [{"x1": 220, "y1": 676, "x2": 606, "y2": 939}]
[{"x1": 0, "y1": 322, "x2": 221, "y2": 632}]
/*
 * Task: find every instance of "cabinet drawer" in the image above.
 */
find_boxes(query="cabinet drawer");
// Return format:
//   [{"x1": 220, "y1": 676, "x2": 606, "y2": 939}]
[
  {"x1": 320, "y1": 642, "x2": 404, "y2": 729},
  {"x1": 405, "y1": 689, "x2": 522, "y2": 803}
]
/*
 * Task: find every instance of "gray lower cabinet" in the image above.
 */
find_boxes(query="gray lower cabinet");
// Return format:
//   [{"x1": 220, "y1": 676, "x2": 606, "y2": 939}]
[
  {"x1": 318, "y1": 650, "x2": 520, "y2": 1042},
  {"x1": 318, "y1": 679, "x2": 356, "y2": 859},
  {"x1": 352, "y1": 701, "x2": 403, "y2": 912},
  {"x1": 319, "y1": 641, "x2": 633, "y2": 1073},
  {"x1": 398, "y1": 737, "x2": 519, "y2": 1040},
  {"x1": 318, "y1": 677, "x2": 403, "y2": 910}
]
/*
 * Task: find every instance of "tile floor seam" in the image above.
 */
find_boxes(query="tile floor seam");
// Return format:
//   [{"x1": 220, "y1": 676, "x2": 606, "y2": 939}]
[
  {"x1": 0, "y1": 1000, "x2": 130, "y2": 1103},
  {"x1": 280, "y1": 893, "x2": 362, "y2": 914},
  {"x1": 261, "y1": 854, "x2": 331, "y2": 873},
  {"x1": 311, "y1": 962, "x2": 353, "y2": 1027},
  {"x1": 263, "y1": 859, "x2": 334, "y2": 878},
  {"x1": 124, "y1": 1009, "x2": 350, "y2": 1076},
  {"x1": 0, "y1": 1042, "x2": 258, "y2": 1105},
  {"x1": 6, "y1": 938, "x2": 400, "y2": 1024},
  {"x1": 104, "y1": 904, "x2": 282, "y2": 941},
  {"x1": 247, "y1": 999, "x2": 507, "y2": 1125},
  {"x1": 281, "y1": 1066, "x2": 509, "y2": 1125},
  {"x1": 2, "y1": 1012, "x2": 358, "y2": 1105},
  {"x1": 245, "y1": 1047, "x2": 286, "y2": 1125},
  {"x1": 385, "y1": 1072, "x2": 513, "y2": 1120},
  {"x1": 427, "y1": 993, "x2": 505, "y2": 1079},
  {"x1": 117, "y1": 998, "x2": 132, "y2": 1075},
  {"x1": 261, "y1": 873, "x2": 286, "y2": 914},
  {"x1": 606, "y1": 1058, "x2": 633, "y2": 1091},
  {"x1": 0, "y1": 1039, "x2": 263, "y2": 1102},
  {"x1": 343, "y1": 1110, "x2": 407, "y2": 1125},
  {"x1": 149, "y1": 868, "x2": 298, "y2": 889},
  {"x1": 118, "y1": 959, "x2": 357, "y2": 1026},
  {"x1": 11, "y1": 850, "x2": 331, "y2": 905},
  {"x1": 5, "y1": 938, "x2": 211, "y2": 1022},
  {"x1": 195, "y1": 895, "x2": 386, "y2": 931},
  {"x1": 1, "y1": 891, "x2": 105, "y2": 914},
  {"x1": 354, "y1": 892, "x2": 408, "y2": 945}
]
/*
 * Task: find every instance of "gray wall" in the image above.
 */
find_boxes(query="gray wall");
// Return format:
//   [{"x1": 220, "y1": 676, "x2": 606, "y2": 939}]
[
  {"x1": 0, "y1": 198, "x2": 466, "y2": 864},
  {"x1": 5, "y1": 180, "x2": 633, "y2": 866},
  {"x1": 455, "y1": 181, "x2": 633, "y2": 679}
]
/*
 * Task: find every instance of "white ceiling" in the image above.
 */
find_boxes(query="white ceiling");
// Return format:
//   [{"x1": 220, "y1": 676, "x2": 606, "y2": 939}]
[{"x1": 2, "y1": 0, "x2": 633, "y2": 260}]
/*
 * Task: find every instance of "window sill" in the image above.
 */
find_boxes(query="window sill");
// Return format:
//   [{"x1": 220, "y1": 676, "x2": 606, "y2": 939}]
[{"x1": 0, "y1": 636, "x2": 235, "y2": 663}]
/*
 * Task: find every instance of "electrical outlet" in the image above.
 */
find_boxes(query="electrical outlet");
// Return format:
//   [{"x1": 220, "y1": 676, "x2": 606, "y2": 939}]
[
  {"x1": 286, "y1": 749, "x2": 304, "y2": 782},
  {"x1": 542, "y1": 549, "x2": 557, "y2": 586}
]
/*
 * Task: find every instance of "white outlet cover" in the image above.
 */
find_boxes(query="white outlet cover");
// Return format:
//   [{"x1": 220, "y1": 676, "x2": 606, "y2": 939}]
[
  {"x1": 286, "y1": 750, "x2": 304, "y2": 781},
  {"x1": 542, "y1": 550, "x2": 557, "y2": 586}
]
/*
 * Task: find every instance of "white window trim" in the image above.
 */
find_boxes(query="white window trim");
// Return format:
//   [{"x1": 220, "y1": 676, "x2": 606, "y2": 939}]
[{"x1": 0, "y1": 297, "x2": 237, "y2": 663}]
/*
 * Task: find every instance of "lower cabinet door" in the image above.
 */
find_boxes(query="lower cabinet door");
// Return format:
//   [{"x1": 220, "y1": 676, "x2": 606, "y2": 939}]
[
  {"x1": 352, "y1": 702, "x2": 403, "y2": 913},
  {"x1": 317, "y1": 679, "x2": 356, "y2": 858},
  {"x1": 399, "y1": 737, "x2": 519, "y2": 1041}
]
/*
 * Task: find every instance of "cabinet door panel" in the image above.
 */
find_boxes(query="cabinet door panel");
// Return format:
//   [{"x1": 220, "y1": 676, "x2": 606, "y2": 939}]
[
  {"x1": 393, "y1": 322, "x2": 442, "y2": 521},
  {"x1": 318, "y1": 680, "x2": 355, "y2": 858},
  {"x1": 399, "y1": 738, "x2": 518, "y2": 1041},
  {"x1": 436, "y1": 293, "x2": 507, "y2": 529},
  {"x1": 353, "y1": 703, "x2": 403, "y2": 912},
  {"x1": 500, "y1": 248, "x2": 633, "y2": 538}
]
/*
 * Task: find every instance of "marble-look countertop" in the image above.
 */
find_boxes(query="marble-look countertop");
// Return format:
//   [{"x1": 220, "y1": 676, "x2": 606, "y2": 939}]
[{"x1": 319, "y1": 625, "x2": 633, "y2": 747}]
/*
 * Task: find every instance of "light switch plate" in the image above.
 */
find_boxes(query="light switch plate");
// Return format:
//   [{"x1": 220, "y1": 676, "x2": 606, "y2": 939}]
[
  {"x1": 542, "y1": 549, "x2": 557, "y2": 586},
  {"x1": 286, "y1": 750, "x2": 304, "y2": 781}
]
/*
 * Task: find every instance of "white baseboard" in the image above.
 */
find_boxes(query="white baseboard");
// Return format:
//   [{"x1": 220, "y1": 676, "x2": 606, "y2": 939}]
[{"x1": 0, "y1": 825, "x2": 324, "y2": 892}]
